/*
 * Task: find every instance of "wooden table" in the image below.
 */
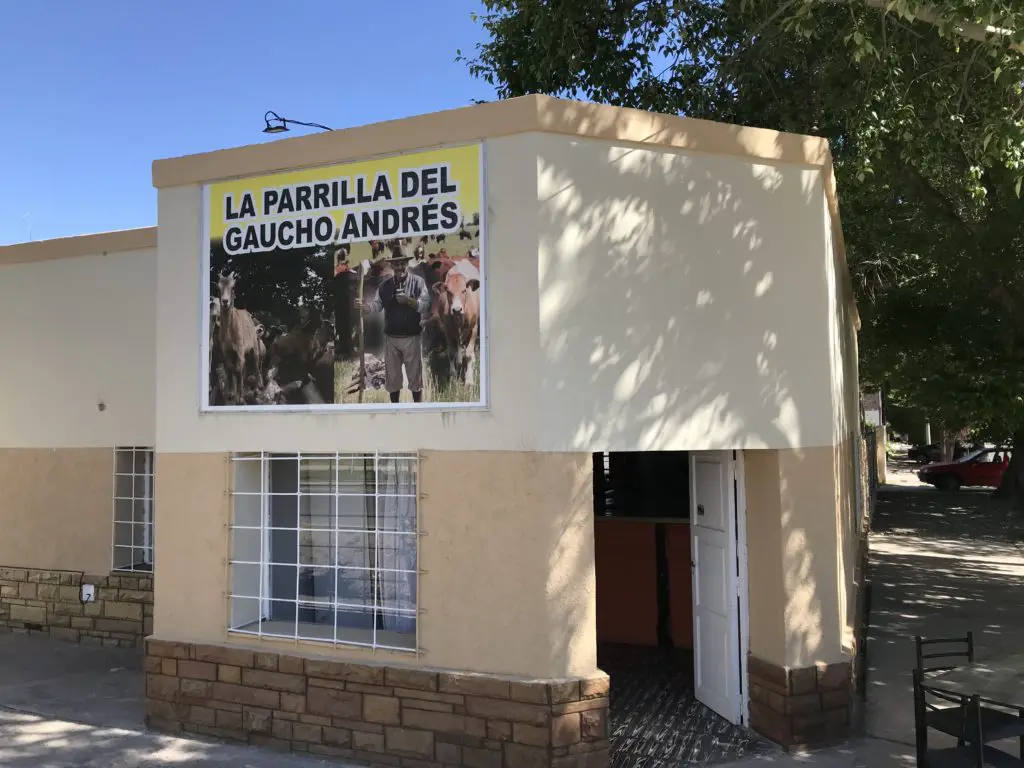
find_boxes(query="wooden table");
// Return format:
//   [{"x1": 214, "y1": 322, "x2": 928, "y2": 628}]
[{"x1": 928, "y1": 653, "x2": 1024, "y2": 709}]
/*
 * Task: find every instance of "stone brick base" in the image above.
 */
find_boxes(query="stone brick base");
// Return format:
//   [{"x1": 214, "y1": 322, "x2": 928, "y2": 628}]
[
  {"x1": 145, "y1": 639, "x2": 610, "y2": 768},
  {"x1": 0, "y1": 566, "x2": 153, "y2": 648},
  {"x1": 747, "y1": 655, "x2": 851, "y2": 747}
]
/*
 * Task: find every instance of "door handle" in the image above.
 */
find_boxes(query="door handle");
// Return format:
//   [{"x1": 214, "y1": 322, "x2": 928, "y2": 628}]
[{"x1": 697, "y1": 504, "x2": 705, "y2": 516}]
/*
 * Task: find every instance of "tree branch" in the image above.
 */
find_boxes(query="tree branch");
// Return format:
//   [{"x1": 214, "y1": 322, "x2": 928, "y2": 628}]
[
  {"x1": 888, "y1": 145, "x2": 980, "y2": 238},
  {"x1": 821, "y1": 0, "x2": 1024, "y2": 54}
]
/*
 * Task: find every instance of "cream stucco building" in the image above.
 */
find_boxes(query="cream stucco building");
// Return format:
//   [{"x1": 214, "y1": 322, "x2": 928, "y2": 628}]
[{"x1": 0, "y1": 95, "x2": 867, "y2": 767}]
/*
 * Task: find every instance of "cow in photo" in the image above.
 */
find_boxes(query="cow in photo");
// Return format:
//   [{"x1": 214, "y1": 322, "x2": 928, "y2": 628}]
[{"x1": 433, "y1": 259, "x2": 480, "y2": 387}]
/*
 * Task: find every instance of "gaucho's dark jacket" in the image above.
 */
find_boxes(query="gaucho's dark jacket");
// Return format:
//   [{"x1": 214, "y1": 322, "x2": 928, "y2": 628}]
[{"x1": 367, "y1": 273, "x2": 431, "y2": 338}]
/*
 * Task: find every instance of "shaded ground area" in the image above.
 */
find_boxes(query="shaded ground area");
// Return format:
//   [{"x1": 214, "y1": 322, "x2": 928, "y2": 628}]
[
  {"x1": 0, "y1": 632, "x2": 335, "y2": 767},
  {"x1": 720, "y1": 467, "x2": 1024, "y2": 767},
  {"x1": 602, "y1": 644, "x2": 771, "y2": 768}
]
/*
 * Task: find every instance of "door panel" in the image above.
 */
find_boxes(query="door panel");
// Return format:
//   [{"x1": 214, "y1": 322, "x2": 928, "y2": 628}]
[
  {"x1": 695, "y1": 535, "x2": 729, "y2": 616},
  {"x1": 691, "y1": 451, "x2": 741, "y2": 724}
]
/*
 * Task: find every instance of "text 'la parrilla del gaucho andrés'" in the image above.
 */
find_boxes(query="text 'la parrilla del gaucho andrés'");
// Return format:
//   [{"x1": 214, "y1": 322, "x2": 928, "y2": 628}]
[{"x1": 220, "y1": 163, "x2": 464, "y2": 255}]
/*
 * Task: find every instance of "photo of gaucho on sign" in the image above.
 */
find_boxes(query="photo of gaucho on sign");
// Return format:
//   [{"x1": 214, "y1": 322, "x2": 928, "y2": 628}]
[{"x1": 203, "y1": 144, "x2": 484, "y2": 410}]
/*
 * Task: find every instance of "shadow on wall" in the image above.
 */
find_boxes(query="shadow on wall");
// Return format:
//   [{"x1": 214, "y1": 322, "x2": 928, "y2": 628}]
[
  {"x1": 532, "y1": 102, "x2": 839, "y2": 670},
  {"x1": 535, "y1": 104, "x2": 830, "y2": 454}
]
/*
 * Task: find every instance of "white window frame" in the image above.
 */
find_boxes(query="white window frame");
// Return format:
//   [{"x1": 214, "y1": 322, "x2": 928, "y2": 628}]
[
  {"x1": 112, "y1": 446, "x2": 155, "y2": 572},
  {"x1": 228, "y1": 451, "x2": 420, "y2": 654}
]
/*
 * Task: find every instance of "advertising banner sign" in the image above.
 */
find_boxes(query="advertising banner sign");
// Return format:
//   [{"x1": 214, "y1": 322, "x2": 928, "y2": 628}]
[{"x1": 203, "y1": 144, "x2": 485, "y2": 411}]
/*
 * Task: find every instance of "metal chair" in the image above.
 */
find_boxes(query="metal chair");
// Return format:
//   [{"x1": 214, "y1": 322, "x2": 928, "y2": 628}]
[
  {"x1": 915, "y1": 634, "x2": 1024, "y2": 747},
  {"x1": 916, "y1": 632, "x2": 975, "y2": 675},
  {"x1": 913, "y1": 670, "x2": 1021, "y2": 767}
]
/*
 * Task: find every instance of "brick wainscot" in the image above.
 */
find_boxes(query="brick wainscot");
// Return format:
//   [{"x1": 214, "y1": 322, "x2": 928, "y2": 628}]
[
  {"x1": 146, "y1": 639, "x2": 610, "y2": 768},
  {"x1": 0, "y1": 566, "x2": 153, "y2": 647},
  {"x1": 747, "y1": 655, "x2": 852, "y2": 747}
]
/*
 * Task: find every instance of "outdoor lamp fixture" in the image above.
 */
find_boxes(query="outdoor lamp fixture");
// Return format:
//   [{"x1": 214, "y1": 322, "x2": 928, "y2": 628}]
[{"x1": 262, "y1": 110, "x2": 334, "y2": 134}]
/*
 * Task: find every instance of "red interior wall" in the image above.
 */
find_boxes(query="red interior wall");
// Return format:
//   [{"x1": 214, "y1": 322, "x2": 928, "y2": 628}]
[
  {"x1": 594, "y1": 521, "x2": 658, "y2": 646},
  {"x1": 665, "y1": 524, "x2": 694, "y2": 649},
  {"x1": 594, "y1": 520, "x2": 693, "y2": 649}
]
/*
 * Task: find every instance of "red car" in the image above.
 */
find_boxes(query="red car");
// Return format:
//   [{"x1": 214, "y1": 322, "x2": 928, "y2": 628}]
[{"x1": 917, "y1": 447, "x2": 1012, "y2": 491}]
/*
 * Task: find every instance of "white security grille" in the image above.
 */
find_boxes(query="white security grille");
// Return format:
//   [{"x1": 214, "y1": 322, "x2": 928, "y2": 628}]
[
  {"x1": 229, "y1": 452, "x2": 419, "y2": 653},
  {"x1": 112, "y1": 447, "x2": 155, "y2": 572}
]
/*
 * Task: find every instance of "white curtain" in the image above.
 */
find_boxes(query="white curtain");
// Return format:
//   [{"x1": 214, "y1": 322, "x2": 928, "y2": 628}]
[{"x1": 376, "y1": 455, "x2": 418, "y2": 636}]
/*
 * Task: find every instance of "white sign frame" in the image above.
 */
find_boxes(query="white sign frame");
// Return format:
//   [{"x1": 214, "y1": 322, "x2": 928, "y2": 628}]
[{"x1": 198, "y1": 143, "x2": 490, "y2": 414}]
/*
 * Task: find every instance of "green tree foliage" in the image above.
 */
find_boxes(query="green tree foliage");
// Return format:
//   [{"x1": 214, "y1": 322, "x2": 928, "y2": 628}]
[
  {"x1": 462, "y1": 0, "x2": 1024, "y2": 446},
  {"x1": 210, "y1": 242, "x2": 333, "y2": 332}
]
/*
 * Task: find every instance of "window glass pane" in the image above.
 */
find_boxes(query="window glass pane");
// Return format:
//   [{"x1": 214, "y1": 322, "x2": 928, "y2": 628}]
[
  {"x1": 297, "y1": 609, "x2": 336, "y2": 636},
  {"x1": 376, "y1": 530, "x2": 418, "y2": 572},
  {"x1": 133, "y1": 449, "x2": 151, "y2": 475},
  {"x1": 230, "y1": 597, "x2": 262, "y2": 630},
  {"x1": 135, "y1": 499, "x2": 151, "y2": 527},
  {"x1": 132, "y1": 521, "x2": 147, "y2": 548},
  {"x1": 115, "y1": 449, "x2": 136, "y2": 476},
  {"x1": 336, "y1": 494, "x2": 372, "y2": 530},
  {"x1": 298, "y1": 565, "x2": 335, "y2": 605},
  {"x1": 269, "y1": 564, "x2": 298, "y2": 600},
  {"x1": 115, "y1": 473, "x2": 135, "y2": 500},
  {"x1": 299, "y1": 456, "x2": 335, "y2": 491},
  {"x1": 114, "y1": 522, "x2": 134, "y2": 547},
  {"x1": 113, "y1": 498, "x2": 133, "y2": 525},
  {"x1": 378, "y1": 606, "x2": 417, "y2": 643},
  {"x1": 336, "y1": 530, "x2": 371, "y2": 569},
  {"x1": 336, "y1": 456, "x2": 371, "y2": 495},
  {"x1": 376, "y1": 495, "x2": 417, "y2": 534},
  {"x1": 231, "y1": 527, "x2": 262, "y2": 563},
  {"x1": 299, "y1": 529, "x2": 335, "y2": 567},
  {"x1": 265, "y1": 599, "x2": 298, "y2": 629},
  {"x1": 113, "y1": 545, "x2": 135, "y2": 570},
  {"x1": 298, "y1": 493, "x2": 336, "y2": 529},
  {"x1": 335, "y1": 567, "x2": 376, "y2": 612},
  {"x1": 231, "y1": 563, "x2": 262, "y2": 599},
  {"x1": 233, "y1": 493, "x2": 262, "y2": 528}
]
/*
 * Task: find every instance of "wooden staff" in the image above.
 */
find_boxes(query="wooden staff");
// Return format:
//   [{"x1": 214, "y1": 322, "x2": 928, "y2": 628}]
[{"x1": 357, "y1": 259, "x2": 371, "y2": 403}]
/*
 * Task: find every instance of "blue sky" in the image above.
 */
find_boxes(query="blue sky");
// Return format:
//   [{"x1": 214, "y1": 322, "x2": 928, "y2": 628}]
[{"x1": 0, "y1": 1, "x2": 495, "y2": 245}]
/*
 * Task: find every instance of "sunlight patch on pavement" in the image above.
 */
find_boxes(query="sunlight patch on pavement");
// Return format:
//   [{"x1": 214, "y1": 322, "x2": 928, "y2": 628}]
[{"x1": 870, "y1": 537, "x2": 1024, "y2": 571}]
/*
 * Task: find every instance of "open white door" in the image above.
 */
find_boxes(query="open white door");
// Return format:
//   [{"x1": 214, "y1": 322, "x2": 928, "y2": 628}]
[{"x1": 690, "y1": 451, "x2": 743, "y2": 724}]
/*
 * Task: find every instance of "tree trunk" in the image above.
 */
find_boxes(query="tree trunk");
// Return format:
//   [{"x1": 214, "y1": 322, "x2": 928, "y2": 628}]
[
  {"x1": 938, "y1": 428, "x2": 956, "y2": 463},
  {"x1": 992, "y1": 429, "x2": 1024, "y2": 510}
]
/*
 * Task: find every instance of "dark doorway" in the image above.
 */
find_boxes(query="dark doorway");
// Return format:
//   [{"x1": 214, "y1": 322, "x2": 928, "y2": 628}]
[{"x1": 593, "y1": 452, "x2": 769, "y2": 767}]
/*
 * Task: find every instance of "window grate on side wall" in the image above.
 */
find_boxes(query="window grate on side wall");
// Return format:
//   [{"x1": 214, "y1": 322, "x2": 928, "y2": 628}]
[
  {"x1": 228, "y1": 452, "x2": 420, "y2": 654},
  {"x1": 112, "y1": 447, "x2": 155, "y2": 572}
]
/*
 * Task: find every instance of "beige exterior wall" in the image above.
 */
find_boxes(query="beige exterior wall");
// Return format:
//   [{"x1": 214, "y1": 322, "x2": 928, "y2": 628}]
[
  {"x1": 743, "y1": 449, "x2": 787, "y2": 666},
  {"x1": 744, "y1": 440, "x2": 863, "y2": 669},
  {"x1": 0, "y1": 243, "x2": 157, "y2": 448},
  {"x1": 0, "y1": 448, "x2": 114, "y2": 574},
  {"x1": 153, "y1": 450, "x2": 597, "y2": 680}
]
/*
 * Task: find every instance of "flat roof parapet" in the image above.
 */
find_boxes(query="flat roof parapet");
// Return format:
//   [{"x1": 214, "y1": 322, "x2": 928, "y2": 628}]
[{"x1": 150, "y1": 94, "x2": 833, "y2": 190}]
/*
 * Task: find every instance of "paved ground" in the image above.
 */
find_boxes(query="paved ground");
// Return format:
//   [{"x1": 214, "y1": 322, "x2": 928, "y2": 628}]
[
  {"x1": 0, "y1": 633, "x2": 337, "y2": 766},
  {"x1": 2, "y1": 460, "x2": 1022, "y2": 766}
]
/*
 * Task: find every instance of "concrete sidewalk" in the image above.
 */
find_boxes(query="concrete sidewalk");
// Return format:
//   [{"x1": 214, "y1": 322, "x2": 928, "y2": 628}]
[{"x1": 0, "y1": 633, "x2": 337, "y2": 767}]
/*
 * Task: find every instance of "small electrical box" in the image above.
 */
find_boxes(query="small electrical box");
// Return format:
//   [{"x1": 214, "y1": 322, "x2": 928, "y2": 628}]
[{"x1": 81, "y1": 584, "x2": 96, "y2": 603}]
